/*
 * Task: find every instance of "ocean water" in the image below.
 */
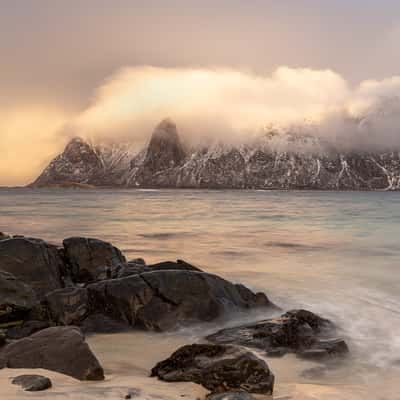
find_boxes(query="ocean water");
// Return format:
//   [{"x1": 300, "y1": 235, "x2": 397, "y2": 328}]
[{"x1": 1, "y1": 188, "x2": 400, "y2": 398}]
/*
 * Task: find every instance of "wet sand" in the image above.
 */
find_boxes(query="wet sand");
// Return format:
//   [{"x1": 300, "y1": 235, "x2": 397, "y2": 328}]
[{"x1": 1, "y1": 330, "x2": 397, "y2": 400}]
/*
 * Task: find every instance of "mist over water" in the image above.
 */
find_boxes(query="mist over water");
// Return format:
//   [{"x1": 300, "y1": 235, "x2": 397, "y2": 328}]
[{"x1": 1, "y1": 188, "x2": 400, "y2": 398}]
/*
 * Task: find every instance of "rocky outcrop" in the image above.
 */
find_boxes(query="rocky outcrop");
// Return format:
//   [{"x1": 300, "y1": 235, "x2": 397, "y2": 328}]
[
  {"x1": 0, "y1": 270, "x2": 37, "y2": 330},
  {"x1": 151, "y1": 344, "x2": 274, "y2": 395},
  {"x1": 63, "y1": 237, "x2": 126, "y2": 282},
  {"x1": 0, "y1": 237, "x2": 64, "y2": 296},
  {"x1": 136, "y1": 119, "x2": 187, "y2": 187},
  {"x1": 87, "y1": 270, "x2": 274, "y2": 331},
  {"x1": 0, "y1": 232, "x2": 10, "y2": 241},
  {"x1": 31, "y1": 119, "x2": 400, "y2": 190},
  {"x1": 207, "y1": 309, "x2": 349, "y2": 361},
  {"x1": 32, "y1": 137, "x2": 103, "y2": 187},
  {"x1": 12, "y1": 374, "x2": 52, "y2": 391},
  {"x1": 0, "y1": 235, "x2": 274, "y2": 334},
  {"x1": 0, "y1": 326, "x2": 104, "y2": 380},
  {"x1": 46, "y1": 287, "x2": 89, "y2": 325},
  {"x1": 94, "y1": 259, "x2": 201, "y2": 281}
]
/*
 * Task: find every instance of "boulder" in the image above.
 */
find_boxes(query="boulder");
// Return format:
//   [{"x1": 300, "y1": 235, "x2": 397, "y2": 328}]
[
  {"x1": 6, "y1": 320, "x2": 51, "y2": 340},
  {"x1": 0, "y1": 232, "x2": 10, "y2": 241},
  {"x1": 46, "y1": 287, "x2": 89, "y2": 325},
  {"x1": 12, "y1": 374, "x2": 52, "y2": 391},
  {"x1": 207, "y1": 309, "x2": 349, "y2": 360},
  {"x1": 151, "y1": 343, "x2": 274, "y2": 395},
  {"x1": 94, "y1": 259, "x2": 201, "y2": 281},
  {"x1": 87, "y1": 270, "x2": 274, "y2": 331},
  {"x1": 0, "y1": 326, "x2": 104, "y2": 380},
  {"x1": 63, "y1": 237, "x2": 126, "y2": 282},
  {"x1": 0, "y1": 270, "x2": 37, "y2": 330},
  {"x1": 0, "y1": 237, "x2": 64, "y2": 296}
]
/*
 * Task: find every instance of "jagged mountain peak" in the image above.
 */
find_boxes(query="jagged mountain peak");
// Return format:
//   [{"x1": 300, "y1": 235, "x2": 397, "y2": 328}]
[
  {"x1": 142, "y1": 118, "x2": 187, "y2": 173},
  {"x1": 152, "y1": 118, "x2": 179, "y2": 141}
]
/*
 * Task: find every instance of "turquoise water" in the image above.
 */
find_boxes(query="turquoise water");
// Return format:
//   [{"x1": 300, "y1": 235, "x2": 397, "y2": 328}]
[{"x1": 1, "y1": 188, "x2": 400, "y2": 386}]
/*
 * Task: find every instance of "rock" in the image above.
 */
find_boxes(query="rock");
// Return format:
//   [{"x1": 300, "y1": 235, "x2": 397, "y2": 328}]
[
  {"x1": 138, "y1": 119, "x2": 187, "y2": 186},
  {"x1": 0, "y1": 332, "x2": 6, "y2": 347},
  {"x1": 46, "y1": 287, "x2": 89, "y2": 325},
  {"x1": 207, "y1": 309, "x2": 349, "y2": 360},
  {"x1": 6, "y1": 320, "x2": 51, "y2": 340},
  {"x1": 32, "y1": 137, "x2": 104, "y2": 188},
  {"x1": 207, "y1": 393, "x2": 256, "y2": 400},
  {"x1": 315, "y1": 338, "x2": 349, "y2": 356},
  {"x1": 12, "y1": 374, "x2": 52, "y2": 391},
  {"x1": 266, "y1": 347, "x2": 287, "y2": 357},
  {"x1": 80, "y1": 313, "x2": 131, "y2": 334},
  {"x1": 63, "y1": 237, "x2": 126, "y2": 282},
  {"x1": 0, "y1": 326, "x2": 104, "y2": 380},
  {"x1": 298, "y1": 349, "x2": 329, "y2": 360},
  {"x1": 0, "y1": 232, "x2": 10, "y2": 241},
  {"x1": 151, "y1": 344, "x2": 274, "y2": 395},
  {"x1": 124, "y1": 388, "x2": 141, "y2": 399},
  {"x1": 0, "y1": 237, "x2": 64, "y2": 296},
  {"x1": 0, "y1": 270, "x2": 37, "y2": 330},
  {"x1": 87, "y1": 270, "x2": 275, "y2": 331},
  {"x1": 129, "y1": 258, "x2": 146, "y2": 266},
  {"x1": 94, "y1": 259, "x2": 202, "y2": 281}
]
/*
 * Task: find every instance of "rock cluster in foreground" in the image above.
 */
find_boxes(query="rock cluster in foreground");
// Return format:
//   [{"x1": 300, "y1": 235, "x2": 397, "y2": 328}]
[
  {"x1": 0, "y1": 233, "x2": 349, "y2": 397},
  {"x1": 207, "y1": 309, "x2": 349, "y2": 361},
  {"x1": 151, "y1": 343, "x2": 275, "y2": 395}
]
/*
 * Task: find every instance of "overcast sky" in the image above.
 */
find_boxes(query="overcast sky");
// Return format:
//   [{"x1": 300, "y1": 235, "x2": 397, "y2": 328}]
[{"x1": 2, "y1": 0, "x2": 400, "y2": 110}]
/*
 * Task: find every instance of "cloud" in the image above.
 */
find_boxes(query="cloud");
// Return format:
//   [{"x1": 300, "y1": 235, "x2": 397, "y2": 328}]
[
  {"x1": 72, "y1": 66, "x2": 400, "y2": 150},
  {"x1": 3, "y1": 66, "x2": 400, "y2": 186},
  {"x1": 73, "y1": 66, "x2": 350, "y2": 145}
]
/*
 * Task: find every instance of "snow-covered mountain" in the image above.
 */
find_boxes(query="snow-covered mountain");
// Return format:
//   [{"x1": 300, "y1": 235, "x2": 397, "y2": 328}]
[{"x1": 32, "y1": 118, "x2": 400, "y2": 190}]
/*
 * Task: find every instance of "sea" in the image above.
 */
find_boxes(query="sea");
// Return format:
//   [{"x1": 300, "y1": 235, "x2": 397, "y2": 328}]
[{"x1": 1, "y1": 188, "x2": 399, "y2": 399}]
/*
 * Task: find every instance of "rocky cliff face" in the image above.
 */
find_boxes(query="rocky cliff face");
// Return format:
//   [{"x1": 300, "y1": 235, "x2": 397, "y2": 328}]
[{"x1": 32, "y1": 119, "x2": 400, "y2": 190}]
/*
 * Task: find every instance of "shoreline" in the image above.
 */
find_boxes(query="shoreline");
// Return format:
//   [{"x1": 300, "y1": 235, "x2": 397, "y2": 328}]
[{"x1": 0, "y1": 330, "x2": 388, "y2": 400}]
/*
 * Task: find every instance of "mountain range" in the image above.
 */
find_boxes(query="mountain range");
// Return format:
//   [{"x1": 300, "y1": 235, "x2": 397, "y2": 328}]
[{"x1": 32, "y1": 119, "x2": 400, "y2": 190}]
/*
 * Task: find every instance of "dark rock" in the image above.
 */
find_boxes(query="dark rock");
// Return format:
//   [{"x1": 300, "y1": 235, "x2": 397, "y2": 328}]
[
  {"x1": 63, "y1": 237, "x2": 126, "y2": 282},
  {"x1": 207, "y1": 309, "x2": 349, "y2": 360},
  {"x1": 0, "y1": 270, "x2": 37, "y2": 330},
  {"x1": 315, "y1": 338, "x2": 349, "y2": 356},
  {"x1": 0, "y1": 232, "x2": 10, "y2": 241},
  {"x1": 6, "y1": 320, "x2": 51, "y2": 340},
  {"x1": 87, "y1": 270, "x2": 275, "y2": 331},
  {"x1": 298, "y1": 349, "x2": 329, "y2": 360},
  {"x1": 151, "y1": 344, "x2": 274, "y2": 395},
  {"x1": 0, "y1": 237, "x2": 64, "y2": 296},
  {"x1": 137, "y1": 119, "x2": 187, "y2": 186},
  {"x1": 80, "y1": 313, "x2": 131, "y2": 334},
  {"x1": 207, "y1": 393, "x2": 256, "y2": 400},
  {"x1": 46, "y1": 287, "x2": 89, "y2": 325},
  {"x1": 266, "y1": 347, "x2": 288, "y2": 357},
  {"x1": 124, "y1": 388, "x2": 141, "y2": 399},
  {"x1": 0, "y1": 326, "x2": 104, "y2": 380},
  {"x1": 12, "y1": 374, "x2": 52, "y2": 391},
  {"x1": 129, "y1": 258, "x2": 146, "y2": 266},
  {"x1": 0, "y1": 332, "x2": 6, "y2": 347},
  {"x1": 32, "y1": 137, "x2": 104, "y2": 188},
  {"x1": 95, "y1": 259, "x2": 202, "y2": 281}
]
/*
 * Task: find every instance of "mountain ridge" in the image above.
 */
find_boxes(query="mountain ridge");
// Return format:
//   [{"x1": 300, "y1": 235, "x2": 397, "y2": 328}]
[{"x1": 31, "y1": 119, "x2": 400, "y2": 190}]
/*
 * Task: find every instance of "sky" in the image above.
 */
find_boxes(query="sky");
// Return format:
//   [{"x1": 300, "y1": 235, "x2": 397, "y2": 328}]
[{"x1": 1, "y1": 0, "x2": 400, "y2": 185}]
